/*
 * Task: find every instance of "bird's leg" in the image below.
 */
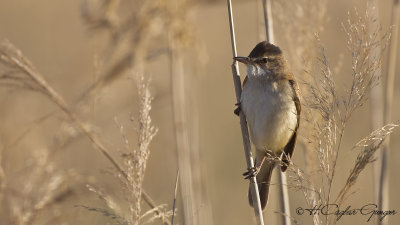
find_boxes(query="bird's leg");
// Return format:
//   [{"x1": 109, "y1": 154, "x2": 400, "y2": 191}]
[
  {"x1": 243, "y1": 155, "x2": 267, "y2": 179},
  {"x1": 234, "y1": 102, "x2": 241, "y2": 116}
]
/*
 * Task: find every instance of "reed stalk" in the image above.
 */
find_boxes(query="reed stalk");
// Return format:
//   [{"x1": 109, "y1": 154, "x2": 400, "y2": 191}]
[
  {"x1": 377, "y1": 1, "x2": 400, "y2": 225},
  {"x1": 367, "y1": 3, "x2": 385, "y2": 225},
  {"x1": 262, "y1": 1, "x2": 292, "y2": 224},
  {"x1": 227, "y1": 1, "x2": 265, "y2": 224}
]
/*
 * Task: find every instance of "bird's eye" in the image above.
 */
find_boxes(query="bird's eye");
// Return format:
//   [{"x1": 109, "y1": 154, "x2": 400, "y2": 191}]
[{"x1": 261, "y1": 57, "x2": 269, "y2": 63}]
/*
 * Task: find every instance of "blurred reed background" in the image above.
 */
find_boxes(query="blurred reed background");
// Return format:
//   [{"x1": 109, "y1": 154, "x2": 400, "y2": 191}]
[{"x1": 0, "y1": 0, "x2": 399, "y2": 225}]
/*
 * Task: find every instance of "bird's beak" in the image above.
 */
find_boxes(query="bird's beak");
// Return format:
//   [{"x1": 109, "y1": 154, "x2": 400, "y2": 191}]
[{"x1": 234, "y1": 56, "x2": 252, "y2": 64}]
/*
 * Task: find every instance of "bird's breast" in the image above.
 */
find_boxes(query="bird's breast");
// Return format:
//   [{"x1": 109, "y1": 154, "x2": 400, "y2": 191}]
[{"x1": 241, "y1": 79, "x2": 297, "y2": 153}]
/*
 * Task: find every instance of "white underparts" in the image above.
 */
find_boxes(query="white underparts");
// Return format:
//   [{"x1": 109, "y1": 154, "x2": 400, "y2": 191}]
[{"x1": 241, "y1": 65, "x2": 297, "y2": 154}]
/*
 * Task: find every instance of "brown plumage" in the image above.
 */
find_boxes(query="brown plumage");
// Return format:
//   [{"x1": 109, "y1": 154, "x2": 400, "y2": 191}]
[
  {"x1": 235, "y1": 41, "x2": 301, "y2": 209},
  {"x1": 282, "y1": 76, "x2": 301, "y2": 172}
]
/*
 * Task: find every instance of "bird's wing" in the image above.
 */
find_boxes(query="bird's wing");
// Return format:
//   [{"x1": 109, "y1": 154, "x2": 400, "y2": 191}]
[
  {"x1": 243, "y1": 75, "x2": 248, "y2": 87},
  {"x1": 281, "y1": 74, "x2": 301, "y2": 172}
]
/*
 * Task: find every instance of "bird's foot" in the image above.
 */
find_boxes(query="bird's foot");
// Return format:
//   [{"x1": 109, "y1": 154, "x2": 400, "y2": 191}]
[
  {"x1": 243, "y1": 166, "x2": 261, "y2": 179},
  {"x1": 242, "y1": 155, "x2": 267, "y2": 179},
  {"x1": 234, "y1": 102, "x2": 241, "y2": 116}
]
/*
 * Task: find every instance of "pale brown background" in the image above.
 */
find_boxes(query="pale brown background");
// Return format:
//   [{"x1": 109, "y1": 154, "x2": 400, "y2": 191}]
[{"x1": 0, "y1": 0, "x2": 399, "y2": 225}]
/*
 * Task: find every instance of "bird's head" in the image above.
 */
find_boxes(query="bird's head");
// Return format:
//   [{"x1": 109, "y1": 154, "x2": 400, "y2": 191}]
[{"x1": 234, "y1": 41, "x2": 286, "y2": 80}]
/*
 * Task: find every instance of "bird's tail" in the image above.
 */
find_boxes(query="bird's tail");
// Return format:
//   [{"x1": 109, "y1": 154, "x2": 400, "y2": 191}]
[{"x1": 248, "y1": 160, "x2": 275, "y2": 210}]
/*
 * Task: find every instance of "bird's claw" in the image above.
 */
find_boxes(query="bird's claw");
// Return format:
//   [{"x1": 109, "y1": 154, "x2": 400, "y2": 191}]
[
  {"x1": 234, "y1": 102, "x2": 241, "y2": 116},
  {"x1": 243, "y1": 166, "x2": 260, "y2": 179}
]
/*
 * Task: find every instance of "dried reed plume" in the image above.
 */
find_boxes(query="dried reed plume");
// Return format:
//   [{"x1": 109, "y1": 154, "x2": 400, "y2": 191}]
[
  {"x1": 80, "y1": 74, "x2": 169, "y2": 225},
  {"x1": 266, "y1": 3, "x2": 397, "y2": 225},
  {"x1": 126, "y1": 74, "x2": 159, "y2": 224},
  {"x1": 285, "y1": 4, "x2": 396, "y2": 225},
  {"x1": 80, "y1": 2, "x2": 207, "y2": 223},
  {"x1": 0, "y1": 39, "x2": 170, "y2": 225},
  {"x1": 2, "y1": 0, "x2": 199, "y2": 224},
  {"x1": 273, "y1": 0, "x2": 329, "y2": 184},
  {"x1": 342, "y1": 9, "x2": 391, "y2": 122},
  {"x1": 336, "y1": 124, "x2": 398, "y2": 206}
]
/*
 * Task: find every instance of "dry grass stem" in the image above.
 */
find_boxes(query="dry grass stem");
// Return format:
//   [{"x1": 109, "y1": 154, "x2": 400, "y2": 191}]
[
  {"x1": 273, "y1": 0, "x2": 329, "y2": 184},
  {"x1": 342, "y1": 9, "x2": 391, "y2": 122},
  {"x1": 81, "y1": 74, "x2": 171, "y2": 225},
  {"x1": 0, "y1": 39, "x2": 169, "y2": 225},
  {"x1": 304, "y1": 42, "x2": 339, "y2": 181},
  {"x1": 0, "y1": 40, "x2": 122, "y2": 175},
  {"x1": 75, "y1": 205, "x2": 128, "y2": 225},
  {"x1": 287, "y1": 3, "x2": 396, "y2": 225},
  {"x1": 86, "y1": 184, "x2": 123, "y2": 217},
  {"x1": 0, "y1": 1, "x2": 398, "y2": 225},
  {"x1": 336, "y1": 124, "x2": 398, "y2": 205},
  {"x1": 79, "y1": 1, "x2": 197, "y2": 223},
  {"x1": 127, "y1": 74, "x2": 158, "y2": 225}
]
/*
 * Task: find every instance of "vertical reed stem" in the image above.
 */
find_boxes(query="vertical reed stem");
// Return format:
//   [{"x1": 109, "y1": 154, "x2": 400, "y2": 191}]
[
  {"x1": 367, "y1": 2, "x2": 384, "y2": 225},
  {"x1": 262, "y1": 1, "x2": 292, "y2": 224},
  {"x1": 169, "y1": 31, "x2": 214, "y2": 225},
  {"x1": 378, "y1": 1, "x2": 400, "y2": 225},
  {"x1": 227, "y1": 1, "x2": 265, "y2": 224}
]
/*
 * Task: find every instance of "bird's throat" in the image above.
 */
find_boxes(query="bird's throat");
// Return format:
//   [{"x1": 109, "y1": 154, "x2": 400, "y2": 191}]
[{"x1": 246, "y1": 64, "x2": 271, "y2": 81}]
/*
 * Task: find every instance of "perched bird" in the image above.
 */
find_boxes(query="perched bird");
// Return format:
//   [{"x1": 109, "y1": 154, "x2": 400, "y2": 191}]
[{"x1": 234, "y1": 41, "x2": 301, "y2": 210}]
